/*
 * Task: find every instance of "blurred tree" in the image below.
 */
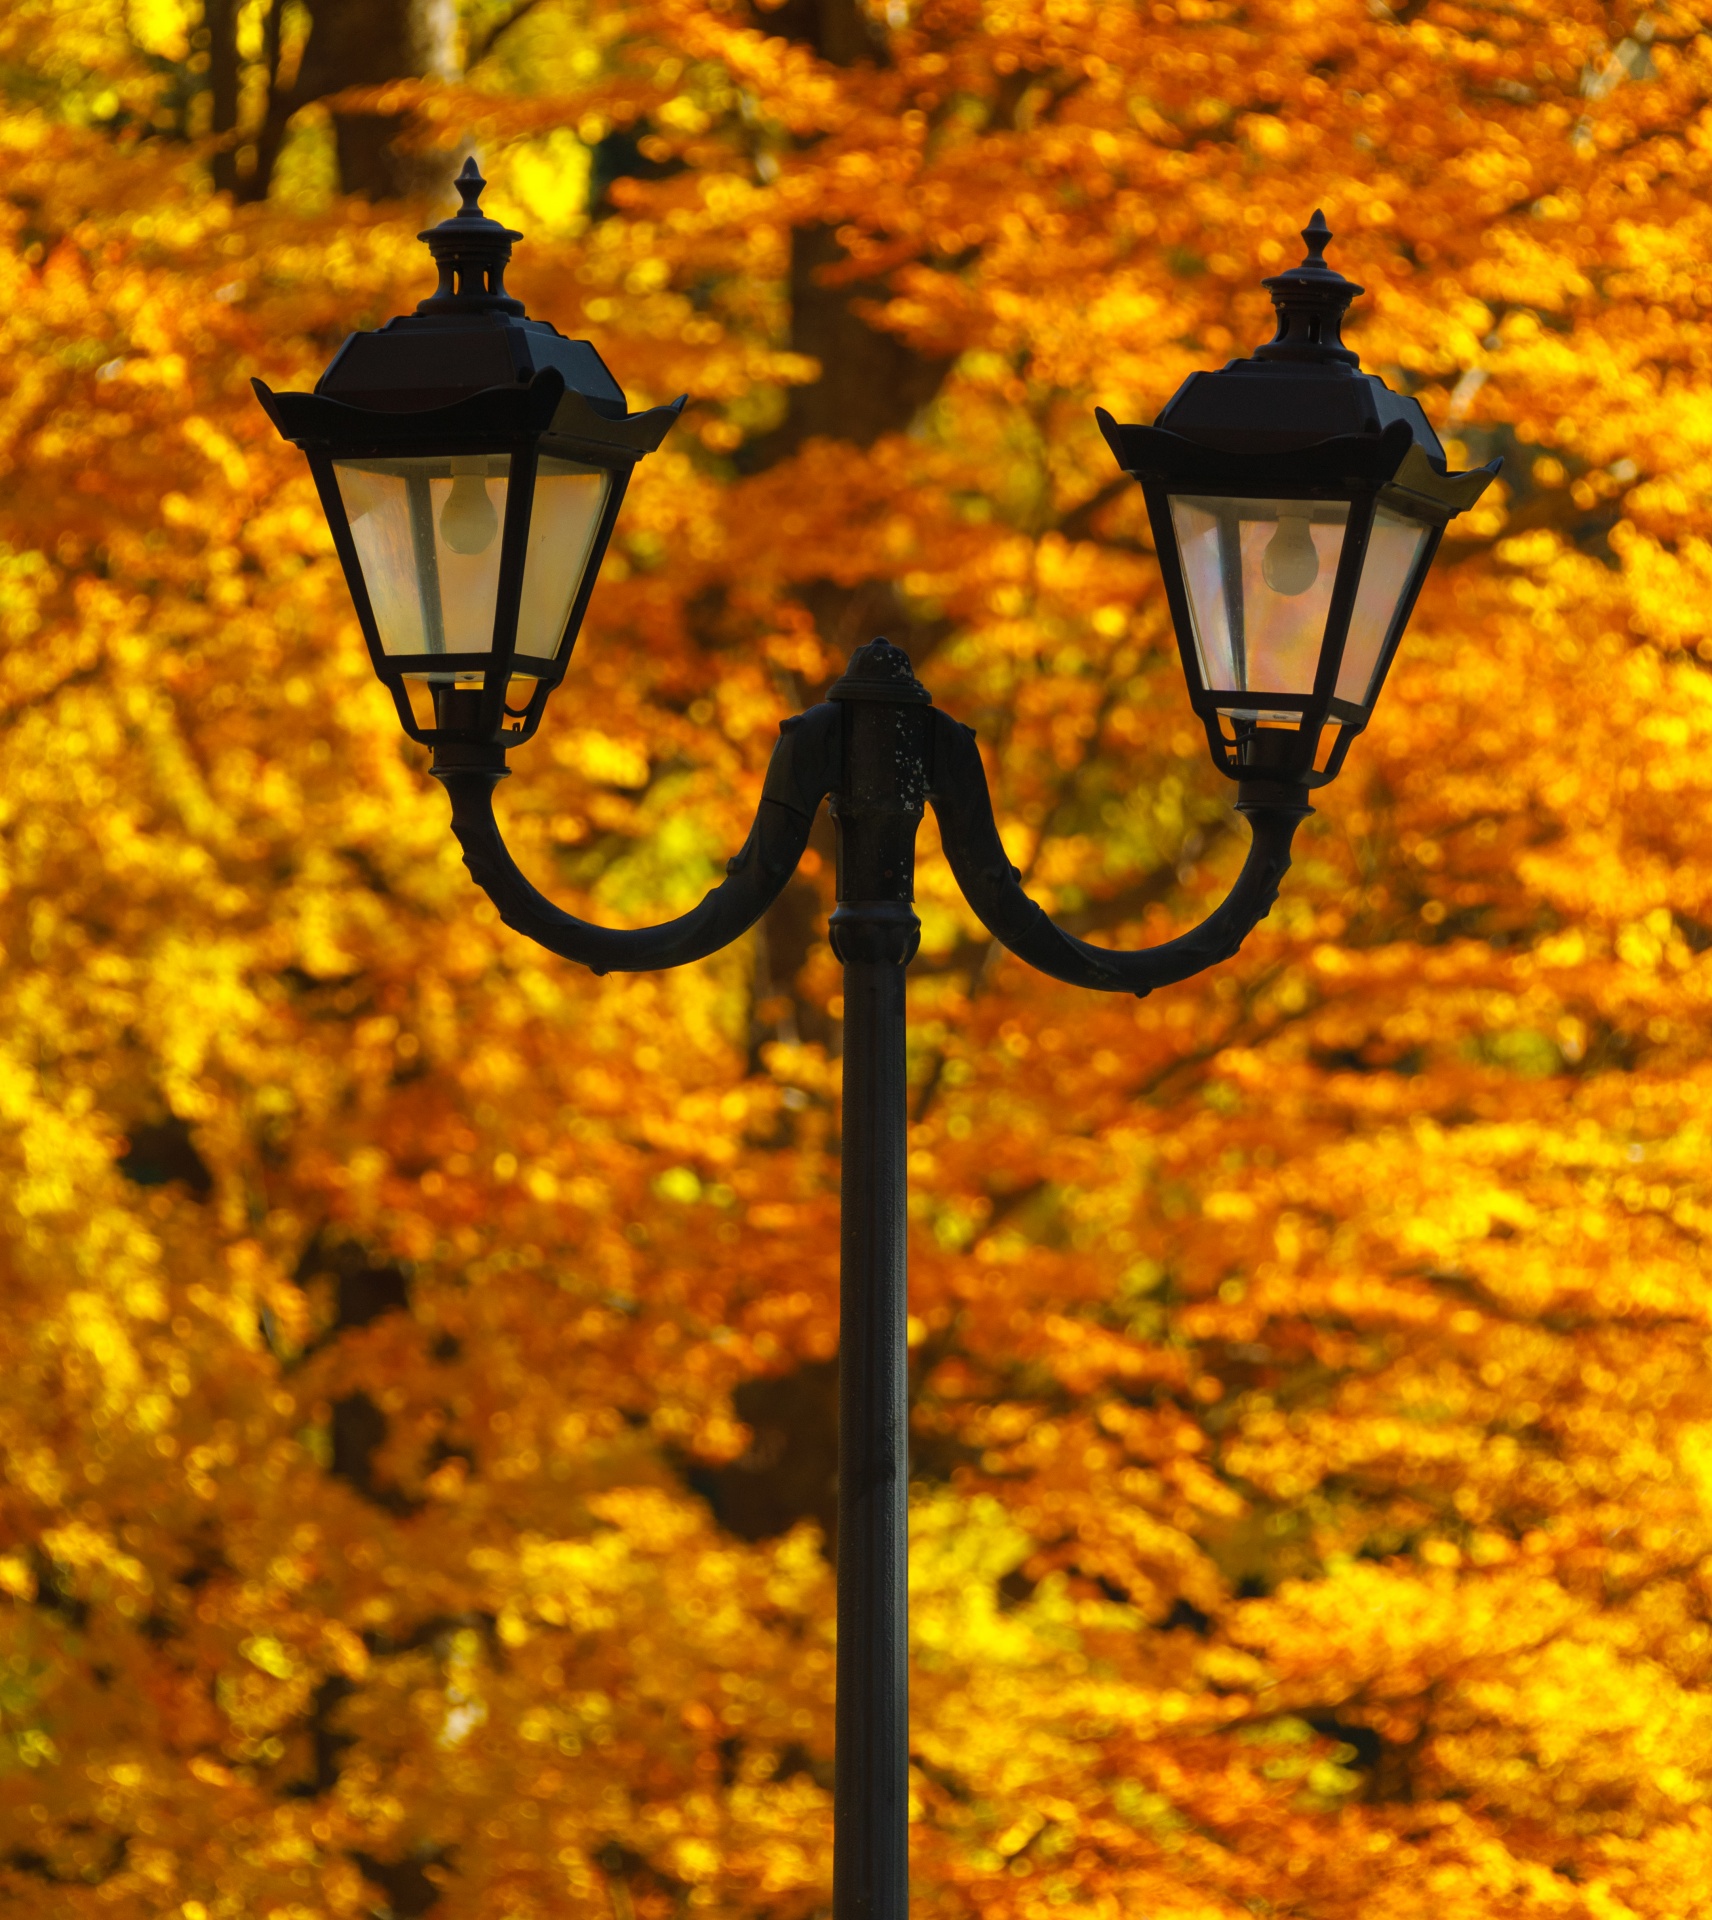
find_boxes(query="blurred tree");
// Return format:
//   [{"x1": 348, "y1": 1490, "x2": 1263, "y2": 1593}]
[
  {"x1": 210, "y1": 0, "x2": 459, "y2": 200},
  {"x1": 1, "y1": 0, "x2": 1712, "y2": 1917}
]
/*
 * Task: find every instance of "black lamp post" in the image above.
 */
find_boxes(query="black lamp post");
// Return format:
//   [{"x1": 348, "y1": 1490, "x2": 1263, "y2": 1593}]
[{"x1": 257, "y1": 184, "x2": 1495, "y2": 1920}]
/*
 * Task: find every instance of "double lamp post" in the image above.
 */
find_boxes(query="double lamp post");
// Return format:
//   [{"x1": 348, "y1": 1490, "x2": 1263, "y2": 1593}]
[{"x1": 255, "y1": 163, "x2": 1496, "y2": 1920}]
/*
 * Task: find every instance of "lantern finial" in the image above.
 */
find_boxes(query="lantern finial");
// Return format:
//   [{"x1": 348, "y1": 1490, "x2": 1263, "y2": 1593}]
[
  {"x1": 1254, "y1": 208, "x2": 1364, "y2": 367},
  {"x1": 416, "y1": 154, "x2": 525, "y2": 316},
  {"x1": 454, "y1": 155, "x2": 488, "y2": 217}
]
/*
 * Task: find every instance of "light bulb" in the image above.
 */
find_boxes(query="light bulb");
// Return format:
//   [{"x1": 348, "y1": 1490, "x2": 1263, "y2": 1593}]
[
  {"x1": 440, "y1": 462, "x2": 499, "y2": 555},
  {"x1": 1261, "y1": 514, "x2": 1319, "y2": 596}
]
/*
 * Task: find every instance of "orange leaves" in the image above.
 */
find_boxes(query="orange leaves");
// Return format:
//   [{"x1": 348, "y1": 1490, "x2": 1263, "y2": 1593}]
[{"x1": 7, "y1": 0, "x2": 1712, "y2": 1914}]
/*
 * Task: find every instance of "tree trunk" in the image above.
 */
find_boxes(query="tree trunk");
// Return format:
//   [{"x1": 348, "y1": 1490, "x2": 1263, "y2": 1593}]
[
  {"x1": 297, "y1": 0, "x2": 458, "y2": 199},
  {"x1": 207, "y1": 0, "x2": 242, "y2": 197},
  {"x1": 221, "y1": 0, "x2": 460, "y2": 204},
  {"x1": 740, "y1": 224, "x2": 954, "y2": 470},
  {"x1": 743, "y1": 0, "x2": 952, "y2": 474}
]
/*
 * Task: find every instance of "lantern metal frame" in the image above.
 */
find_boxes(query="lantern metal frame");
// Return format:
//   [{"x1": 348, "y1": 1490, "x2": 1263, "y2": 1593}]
[
  {"x1": 1099, "y1": 212, "x2": 1499, "y2": 788},
  {"x1": 253, "y1": 159, "x2": 682, "y2": 754}
]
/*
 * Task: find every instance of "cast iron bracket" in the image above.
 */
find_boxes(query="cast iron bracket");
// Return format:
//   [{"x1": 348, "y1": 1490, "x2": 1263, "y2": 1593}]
[{"x1": 432, "y1": 638, "x2": 1311, "y2": 995}]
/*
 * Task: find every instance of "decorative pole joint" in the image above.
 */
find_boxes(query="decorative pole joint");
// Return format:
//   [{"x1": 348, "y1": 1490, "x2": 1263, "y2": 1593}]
[
  {"x1": 431, "y1": 737, "x2": 511, "y2": 780},
  {"x1": 829, "y1": 900, "x2": 922, "y2": 968},
  {"x1": 827, "y1": 637, "x2": 934, "y2": 706},
  {"x1": 828, "y1": 639, "x2": 930, "y2": 968},
  {"x1": 1235, "y1": 778, "x2": 1314, "y2": 817}
]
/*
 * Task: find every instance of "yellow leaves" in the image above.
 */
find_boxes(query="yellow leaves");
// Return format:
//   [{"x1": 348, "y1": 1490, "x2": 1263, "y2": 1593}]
[
  {"x1": 1616, "y1": 909, "x2": 1677, "y2": 972},
  {"x1": 1535, "y1": 928, "x2": 1588, "y2": 968},
  {"x1": 39, "y1": 1519, "x2": 150, "y2": 1604},
  {"x1": 1202, "y1": 1189, "x2": 1257, "y2": 1224},
  {"x1": 241, "y1": 1634, "x2": 297, "y2": 1681},
  {"x1": 179, "y1": 414, "x2": 249, "y2": 491},
  {"x1": 655, "y1": 1164, "x2": 703, "y2": 1203},
  {"x1": 1238, "y1": 113, "x2": 1292, "y2": 158},
  {"x1": 13, "y1": 1725, "x2": 60, "y2": 1766},
  {"x1": 1233, "y1": 1562, "x2": 1580, "y2": 1701},
  {"x1": 323, "y1": 1622, "x2": 370, "y2": 1681},
  {"x1": 1676, "y1": 1426, "x2": 1712, "y2": 1517}
]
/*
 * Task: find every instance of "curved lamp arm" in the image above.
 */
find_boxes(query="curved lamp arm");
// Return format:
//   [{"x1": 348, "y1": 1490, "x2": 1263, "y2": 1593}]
[
  {"x1": 927, "y1": 708, "x2": 1311, "y2": 998},
  {"x1": 432, "y1": 702, "x2": 840, "y2": 975}
]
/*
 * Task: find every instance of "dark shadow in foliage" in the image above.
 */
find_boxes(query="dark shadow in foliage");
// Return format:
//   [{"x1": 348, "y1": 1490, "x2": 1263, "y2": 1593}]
[
  {"x1": 351, "y1": 1849, "x2": 448, "y2": 1918},
  {"x1": 686, "y1": 1359, "x2": 840, "y2": 1552},
  {"x1": 587, "y1": 124, "x2": 688, "y2": 216},
  {"x1": 1159, "y1": 1595, "x2": 1215, "y2": 1637},
  {"x1": 596, "y1": 1841, "x2": 689, "y2": 1915},
  {"x1": 709, "y1": 0, "x2": 951, "y2": 472},
  {"x1": 797, "y1": 578, "x2": 954, "y2": 683},
  {"x1": 773, "y1": 1739, "x2": 836, "y2": 1792},
  {"x1": 1306, "y1": 1715, "x2": 1382, "y2": 1769},
  {"x1": 211, "y1": 0, "x2": 455, "y2": 202},
  {"x1": 331, "y1": 1392, "x2": 421, "y2": 1517},
  {"x1": 117, "y1": 1115, "x2": 213, "y2": 1199},
  {"x1": 288, "y1": 1236, "x2": 425, "y2": 1512},
  {"x1": 687, "y1": 1341, "x2": 980, "y2": 1558},
  {"x1": 750, "y1": 866, "x2": 837, "y2": 1070},
  {"x1": 758, "y1": 0, "x2": 890, "y2": 64},
  {"x1": 1440, "y1": 421, "x2": 1627, "y2": 568},
  {"x1": 297, "y1": 1233, "x2": 411, "y2": 1333},
  {"x1": 7, "y1": 1833, "x2": 128, "y2": 1886},
  {"x1": 1305, "y1": 1713, "x2": 1424, "y2": 1803},
  {"x1": 30, "y1": 1548, "x2": 90, "y2": 1630},
  {"x1": 997, "y1": 1564, "x2": 1037, "y2": 1612},
  {"x1": 284, "y1": 1676, "x2": 356, "y2": 1799}
]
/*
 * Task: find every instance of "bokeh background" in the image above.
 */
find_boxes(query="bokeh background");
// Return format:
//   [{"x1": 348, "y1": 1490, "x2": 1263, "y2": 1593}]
[{"x1": 2, "y1": 0, "x2": 1712, "y2": 1915}]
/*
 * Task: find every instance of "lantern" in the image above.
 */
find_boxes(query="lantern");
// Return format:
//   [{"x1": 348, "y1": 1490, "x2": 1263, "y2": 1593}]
[
  {"x1": 253, "y1": 157, "x2": 682, "y2": 751},
  {"x1": 1099, "y1": 212, "x2": 1498, "y2": 787}
]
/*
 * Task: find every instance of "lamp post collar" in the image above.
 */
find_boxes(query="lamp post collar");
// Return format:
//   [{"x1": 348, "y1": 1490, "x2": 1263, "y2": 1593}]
[
  {"x1": 416, "y1": 157, "x2": 525, "y2": 316},
  {"x1": 827, "y1": 637, "x2": 933, "y2": 705}
]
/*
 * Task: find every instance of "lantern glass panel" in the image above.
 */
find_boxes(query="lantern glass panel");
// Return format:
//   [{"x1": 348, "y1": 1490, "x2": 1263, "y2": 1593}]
[
  {"x1": 336, "y1": 453, "x2": 513, "y2": 657},
  {"x1": 1170, "y1": 496, "x2": 1349, "y2": 710},
  {"x1": 516, "y1": 457, "x2": 610, "y2": 660},
  {"x1": 1336, "y1": 504, "x2": 1431, "y2": 708}
]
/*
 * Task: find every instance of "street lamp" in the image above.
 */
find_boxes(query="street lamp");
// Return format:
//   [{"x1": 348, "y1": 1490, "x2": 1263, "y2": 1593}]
[{"x1": 257, "y1": 184, "x2": 1496, "y2": 1920}]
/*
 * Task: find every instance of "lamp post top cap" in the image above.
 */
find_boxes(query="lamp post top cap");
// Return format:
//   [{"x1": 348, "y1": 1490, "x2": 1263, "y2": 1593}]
[
  {"x1": 416, "y1": 154, "x2": 525, "y2": 316},
  {"x1": 828, "y1": 637, "x2": 933, "y2": 705},
  {"x1": 1254, "y1": 208, "x2": 1364, "y2": 366}
]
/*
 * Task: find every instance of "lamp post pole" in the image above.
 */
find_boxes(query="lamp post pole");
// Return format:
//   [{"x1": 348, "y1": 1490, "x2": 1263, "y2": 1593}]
[
  {"x1": 826, "y1": 656, "x2": 931, "y2": 1920},
  {"x1": 433, "y1": 643, "x2": 1310, "y2": 1920},
  {"x1": 258, "y1": 183, "x2": 1499, "y2": 1920}
]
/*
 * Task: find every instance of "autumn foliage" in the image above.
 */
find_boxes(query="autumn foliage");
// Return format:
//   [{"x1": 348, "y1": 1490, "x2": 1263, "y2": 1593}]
[{"x1": 1, "y1": 0, "x2": 1711, "y2": 1914}]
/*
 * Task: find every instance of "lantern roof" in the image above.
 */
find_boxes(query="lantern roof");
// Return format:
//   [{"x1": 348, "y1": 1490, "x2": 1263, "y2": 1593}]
[
  {"x1": 1098, "y1": 212, "x2": 1498, "y2": 522},
  {"x1": 252, "y1": 156, "x2": 682, "y2": 463}
]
